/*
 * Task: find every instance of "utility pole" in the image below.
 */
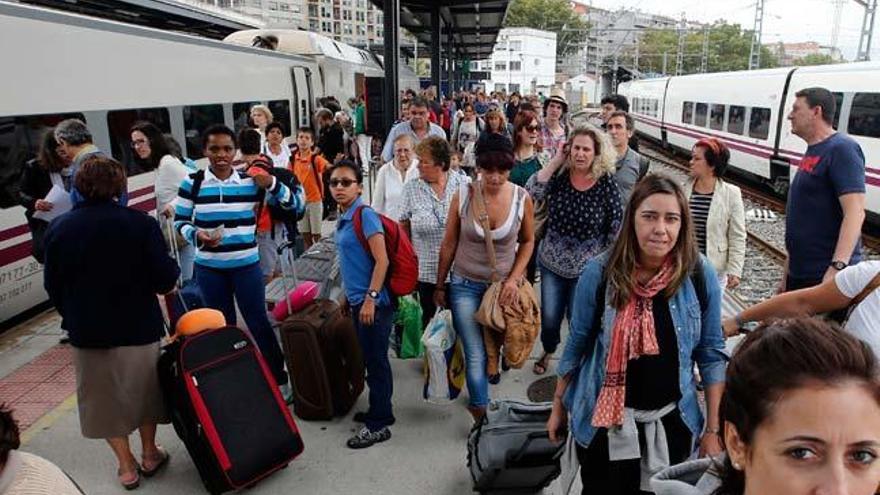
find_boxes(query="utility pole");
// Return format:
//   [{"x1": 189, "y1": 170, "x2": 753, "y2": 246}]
[
  {"x1": 701, "y1": 26, "x2": 710, "y2": 73},
  {"x1": 856, "y1": 0, "x2": 879, "y2": 61},
  {"x1": 749, "y1": 0, "x2": 765, "y2": 70},
  {"x1": 634, "y1": 37, "x2": 640, "y2": 78},
  {"x1": 662, "y1": 51, "x2": 668, "y2": 74},
  {"x1": 612, "y1": 53, "x2": 619, "y2": 92},
  {"x1": 675, "y1": 13, "x2": 686, "y2": 75},
  {"x1": 831, "y1": 0, "x2": 845, "y2": 50}
]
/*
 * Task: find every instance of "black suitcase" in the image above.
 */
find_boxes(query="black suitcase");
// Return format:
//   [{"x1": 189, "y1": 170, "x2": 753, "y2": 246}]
[
  {"x1": 159, "y1": 326, "x2": 304, "y2": 494},
  {"x1": 467, "y1": 400, "x2": 564, "y2": 494}
]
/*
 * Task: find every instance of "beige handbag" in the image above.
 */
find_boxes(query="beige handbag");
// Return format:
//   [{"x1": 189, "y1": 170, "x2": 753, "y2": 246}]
[{"x1": 472, "y1": 181, "x2": 507, "y2": 332}]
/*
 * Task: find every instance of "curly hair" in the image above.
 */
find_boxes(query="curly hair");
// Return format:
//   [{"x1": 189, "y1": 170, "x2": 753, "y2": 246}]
[
  {"x1": 566, "y1": 125, "x2": 617, "y2": 181},
  {"x1": 414, "y1": 136, "x2": 451, "y2": 171},
  {"x1": 74, "y1": 155, "x2": 127, "y2": 202},
  {"x1": 0, "y1": 404, "x2": 21, "y2": 467}
]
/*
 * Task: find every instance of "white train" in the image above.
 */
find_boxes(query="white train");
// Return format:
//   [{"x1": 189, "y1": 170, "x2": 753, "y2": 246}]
[
  {"x1": 619, "y1": 62, "x2": 880, "y2": 220},
  {"x1": 0, "y1": 0, "x2": 417, "y2": 325}
]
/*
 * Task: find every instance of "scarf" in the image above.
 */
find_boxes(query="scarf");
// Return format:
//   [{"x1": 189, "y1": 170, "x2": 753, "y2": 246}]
[{"x1": 592, "y1": 257, "x2": 676, "y2": 428}]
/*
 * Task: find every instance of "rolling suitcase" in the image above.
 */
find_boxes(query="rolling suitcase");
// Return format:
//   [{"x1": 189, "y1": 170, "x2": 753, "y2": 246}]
[
  {"x1": 275, "y1": 242, "x2": 365, "y2": 420},
  {"x1": 159, "y1": 326, "x2": 304, "y2": 494},
  {"x1": 467, "y1": 400, "x2": 564, "y2": 494}
]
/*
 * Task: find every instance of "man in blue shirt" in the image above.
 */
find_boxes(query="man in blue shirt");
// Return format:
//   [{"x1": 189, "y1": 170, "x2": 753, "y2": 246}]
[
  {"x1": 381, "y1": 96, "x2": 446, "y2": 162},
  {"x1": 784, "y1": 87, "x2": 865, "y2": 315}
]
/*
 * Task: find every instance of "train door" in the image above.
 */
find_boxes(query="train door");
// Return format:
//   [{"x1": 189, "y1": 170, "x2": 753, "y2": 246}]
[{"x1": 291, "y1": 66, "x2": 312, "y2": 129}]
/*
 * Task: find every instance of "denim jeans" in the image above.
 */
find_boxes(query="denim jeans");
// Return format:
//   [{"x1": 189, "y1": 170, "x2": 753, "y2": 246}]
[
  {"x1": 351, "y1": 302, "x2": 395, "y2": 430},
  {"x1": 194, "y1": 262, "x2": 288, "y2": 386},
  {"x1": 448, "y1": 273, "x2": 490, "y2": 408},
  {"x1": 178, "y1": 244, "x2": 195, "y2": 282},
  {"x1": 540, "y1": 264, "x2": 580, "y2": 355}
]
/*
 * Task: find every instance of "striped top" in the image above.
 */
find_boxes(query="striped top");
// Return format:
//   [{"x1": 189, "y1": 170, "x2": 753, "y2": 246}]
[
  {"x1": 689, "y1": 191, "x2": 713, "y2": 255},
  {"x1": 174, "y1": 168, "x2": 304, "y2": 269}
]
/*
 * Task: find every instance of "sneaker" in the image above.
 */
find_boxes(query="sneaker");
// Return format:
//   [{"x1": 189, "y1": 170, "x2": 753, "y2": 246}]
[
  {"x1": 279, "y1": 383, "x2": 293, "y2": 404},
  {"x1": 353, "y1": 411, "x2": 396, "y2": 425},
  {"x1": 346, "y1": 426, "x2": 391, "y2": 449}
]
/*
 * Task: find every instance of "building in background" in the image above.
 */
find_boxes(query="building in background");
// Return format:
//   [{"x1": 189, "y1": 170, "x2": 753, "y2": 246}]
[
  {"x1": 765, "y1": 41, "x2": 845, "y2": 65},
  {"x1": 477, "y1": 28, "x2": 556, "y2": 95},
  {"x1": 180, "y1": 0, "x2": 304, "y2": 27},
  {"x1": 560, "y1": 2, "x2": 678, "y2": 78}
]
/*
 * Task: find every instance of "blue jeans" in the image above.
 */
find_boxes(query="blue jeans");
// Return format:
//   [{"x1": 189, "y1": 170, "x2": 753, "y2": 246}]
[
  {"x1": 351, "y1": 302, "x2": 395, "y2": 430},
  {"x1": 194, "y1": 262, "x2": 288, "y2": 386},
  {"x1": 448, "y1": 273, "x2": 490, "y2": 408},
  {"x1": 540, "y1": 265, "x2": 579, "y2": 355}
]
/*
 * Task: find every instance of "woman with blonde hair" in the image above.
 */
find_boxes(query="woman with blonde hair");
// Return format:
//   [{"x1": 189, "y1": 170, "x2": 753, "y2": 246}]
[
  {"x1": 250, "y1": 104, "x2": 274, "y2": 147},
  {"x1": 481, "y1": 107, "x2": 511, "y2": 141},
  {"x1": 526, "y1": 126, "x2": 623, "y2": 375},
  {"x1": 546, "y1": 174, "x2": 727, "y2": 494}
]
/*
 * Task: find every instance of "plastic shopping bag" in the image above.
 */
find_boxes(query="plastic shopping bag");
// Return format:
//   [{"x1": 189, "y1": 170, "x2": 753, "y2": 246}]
[
  {"x1": 421, "y1": 309, "x2": 465, "y2": 404},
  {"x1": 394, "y1": 295, "x2": 424, "y2": 359}
]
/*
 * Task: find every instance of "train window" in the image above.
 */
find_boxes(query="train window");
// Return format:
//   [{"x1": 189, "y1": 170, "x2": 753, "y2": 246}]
[
  {"x1": 632, "y1": 98, "x2": 639, "y2": 114},
  {"x1": 268, "y1": 100, "x2": 292, "y2": 137},
  {"x1": 233, "y1": 102, "x2": 261, "y2": 134},
  {"x1": 682, "y1": 102, "x2": 694, "y2": 124},
  {"x1": 832, "y1": 92, "x2": 843, "y2": 129},
  {"x1": 183, "y1": 104, "x2": 224, "y2": 158},
  {"x1": 106, "y1": 108, "x2": 171, "y2": 177},
  {"x1": 848, "y1": 92, "x2": 880, "y2": 138},
  {"x1": 0, "y1": 113, "x2": 85, "y2": 209},
  {"x1": 727, "y1": 106, "x2": 745, "y2": 135},
  {"x1": 695, "y1": 103, "x2": 708, "y2": 127},
  {"x1": 709, "y1": 104, "x2": 725, "y2": 131},
  {"x1": 652, "y1": 100, "x2": 659, "y2": 117},
  {"x1": 749, "y1": 107, "x2": 771, "y2": 140}
]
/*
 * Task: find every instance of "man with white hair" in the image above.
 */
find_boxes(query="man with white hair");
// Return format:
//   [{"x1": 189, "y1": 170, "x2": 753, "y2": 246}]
[{"x1": 54, "y1": 119, "x2": 127, "y2": 206}]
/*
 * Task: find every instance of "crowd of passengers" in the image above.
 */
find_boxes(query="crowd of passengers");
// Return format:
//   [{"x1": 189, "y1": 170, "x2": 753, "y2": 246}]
[{"x1": 5, "y1": 85, "x2": 880, "y2": 495}]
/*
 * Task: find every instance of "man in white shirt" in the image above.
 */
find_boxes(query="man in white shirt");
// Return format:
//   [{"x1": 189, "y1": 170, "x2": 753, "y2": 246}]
[{"x1": 372, "y1": 134, "x2": 417, "y2": 220}]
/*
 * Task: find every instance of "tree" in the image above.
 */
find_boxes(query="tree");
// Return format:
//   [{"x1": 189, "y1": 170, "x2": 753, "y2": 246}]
[
  {"x1": 792, "y1": 53, "x2": 836, "y2": 66},
  {"x1": 625, "y1": 20, "x2": 779, "y2": 76},
  {"x1": 504, "y1": 0, "x2": 589, "y2": 58}
]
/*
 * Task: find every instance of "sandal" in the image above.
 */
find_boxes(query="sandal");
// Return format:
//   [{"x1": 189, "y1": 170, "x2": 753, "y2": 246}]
[
  {"x1": 140, "y1": 446, "x2": 170, "y2": 478},
  {"x1": 118, "y1": 468, "x2": 140, "y2": 491},
  {"x1": 533, "y1": 353, "x2": 551, "y2": 375}
]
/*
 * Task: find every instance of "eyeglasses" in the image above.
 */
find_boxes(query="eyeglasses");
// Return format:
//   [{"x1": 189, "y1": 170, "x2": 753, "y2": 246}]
[
  {"x1": 525, "y1": 125, "x2": 540, "y2": 132},
  {"x1": 394, "y1": 148, "x2": 412, "y2": 154},
  {"x1": 329, "y1": 178, "x2": 357, "y2": 188}
]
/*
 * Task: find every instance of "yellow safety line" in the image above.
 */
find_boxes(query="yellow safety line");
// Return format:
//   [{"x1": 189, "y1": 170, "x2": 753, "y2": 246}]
[{"x1": 20, "y1": 394, "x2": 77, "y2": 446}]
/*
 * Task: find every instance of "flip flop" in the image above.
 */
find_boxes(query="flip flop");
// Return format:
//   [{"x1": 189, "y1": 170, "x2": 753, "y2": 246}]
[
  {"x1": 118, "y1": 468, "x2": 140, "y2": 491},
  {"x1": 533, "y1": 353, "x2": 551, "y2": 375},
  {"x1": 140, "y1": 447, "x2": 170, "y2": 478}
]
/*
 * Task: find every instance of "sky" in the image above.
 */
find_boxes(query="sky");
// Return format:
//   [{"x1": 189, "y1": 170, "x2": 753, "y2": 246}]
[{"x1": 584, "y1": 0, "x2": 876, "y2": 61}]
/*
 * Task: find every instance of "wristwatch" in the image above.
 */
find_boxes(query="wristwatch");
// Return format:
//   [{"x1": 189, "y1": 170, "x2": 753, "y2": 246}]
[
  {"x1": 830, "y1": 260, "x2": 848, "y2": 271},
  {"x1": 366, "y1": 289, "x2": 380, "y2": 300}
]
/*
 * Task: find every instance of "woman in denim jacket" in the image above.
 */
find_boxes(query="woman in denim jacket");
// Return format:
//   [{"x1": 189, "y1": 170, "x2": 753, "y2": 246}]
[{"x1": 547, "y1": 174, "x2": 727, "y2": 494}]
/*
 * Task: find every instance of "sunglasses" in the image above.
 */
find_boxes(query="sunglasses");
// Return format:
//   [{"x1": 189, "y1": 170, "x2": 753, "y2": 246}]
[
  {"x1": 524, "y1": 125, "x2": 540, "y2": 132},
  {"x1": 329, "y1": 178, "x2": 358, "y2": 188}
]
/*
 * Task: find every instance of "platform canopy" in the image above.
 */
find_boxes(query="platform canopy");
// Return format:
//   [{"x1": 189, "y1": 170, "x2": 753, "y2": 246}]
[{"x1": 371, "y1": 0, "x2": 510, "y2": 60}]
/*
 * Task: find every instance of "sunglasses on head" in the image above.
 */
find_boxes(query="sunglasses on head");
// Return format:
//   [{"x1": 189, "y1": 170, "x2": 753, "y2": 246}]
[{"x1": 329, "y1": 178, "x2": 357, "y2": 188}]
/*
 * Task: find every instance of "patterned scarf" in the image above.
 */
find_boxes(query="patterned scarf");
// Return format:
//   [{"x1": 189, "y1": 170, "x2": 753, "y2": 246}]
[{"x1": 592, "y1": 257, "x2": 676, "y2": 428}]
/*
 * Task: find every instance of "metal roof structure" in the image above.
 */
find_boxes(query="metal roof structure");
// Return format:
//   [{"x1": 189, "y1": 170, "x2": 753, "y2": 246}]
[
  {"x1": 370, "y1": 0, "x2": 510, "y2": 60},
  {"x1": 19, "y1": 0, "x2": 261, "y2": 39}
]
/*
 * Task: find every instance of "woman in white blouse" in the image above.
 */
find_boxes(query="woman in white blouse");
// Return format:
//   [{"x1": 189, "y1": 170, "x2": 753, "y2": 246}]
[
  {"x1": 371, "y1": 134, "x2": 417, "y2": 220},
  {"x1": 130, "y1": 121, "x2": 194, "y2": 281}
]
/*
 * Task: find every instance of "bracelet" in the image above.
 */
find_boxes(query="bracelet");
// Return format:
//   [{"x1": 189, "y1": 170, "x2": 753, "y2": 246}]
[{"x1": 705, "y1": 427, "x2": 720, "y2": 435}]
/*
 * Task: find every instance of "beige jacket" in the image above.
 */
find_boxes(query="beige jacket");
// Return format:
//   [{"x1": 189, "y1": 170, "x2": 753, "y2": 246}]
[{"x1": 684, "y1": 178, "x2": 746, "y2": 278}]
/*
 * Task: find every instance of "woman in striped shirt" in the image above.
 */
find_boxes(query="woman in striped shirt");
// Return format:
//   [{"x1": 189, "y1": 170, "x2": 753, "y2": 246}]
[{"x1": 684, "y1": 138, "x2": 746, "y2": 290}]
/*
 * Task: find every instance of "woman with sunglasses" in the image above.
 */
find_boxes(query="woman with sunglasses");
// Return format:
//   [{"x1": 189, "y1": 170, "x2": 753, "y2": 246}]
[
  {"x1": 526, "y1": 126, "x2": 623, "y2": 376},
  {"x1": 330, "y1": 160, "x2": 395, "y2": 450},
  {"x1": 510, "y1": 110, "x2": 544, "y2": 187}
]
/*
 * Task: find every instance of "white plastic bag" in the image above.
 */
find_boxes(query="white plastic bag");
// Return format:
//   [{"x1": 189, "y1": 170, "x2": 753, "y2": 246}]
[{"x1": 422, "y1": 309, "x2": 464, "y2": 404}]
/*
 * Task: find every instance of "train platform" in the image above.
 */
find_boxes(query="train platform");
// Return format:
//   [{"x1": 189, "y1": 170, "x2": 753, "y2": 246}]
[{"x1": 0, "y1": 276, "x2": 746, "y2": 494}]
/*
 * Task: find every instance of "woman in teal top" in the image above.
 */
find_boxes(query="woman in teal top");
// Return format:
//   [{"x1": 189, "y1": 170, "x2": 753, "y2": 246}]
[{"x1": 509, "y1": 110, "x2": 544, "y2": 187}]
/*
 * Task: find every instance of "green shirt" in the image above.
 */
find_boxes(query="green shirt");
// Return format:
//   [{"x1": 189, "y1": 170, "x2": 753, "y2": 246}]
[
  {"x1": 509, "y1": 155, "x2": 542, "y2": 187},
  {"x1": 353, "y1": 103, "x2": 366, "y2": 135}
]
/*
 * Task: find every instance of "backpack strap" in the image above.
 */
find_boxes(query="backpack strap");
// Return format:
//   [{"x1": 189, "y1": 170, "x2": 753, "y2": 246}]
[
  {"x1": 849, "y1": 272, "x2": 880, "y2": 308},
  {"x1": 352, "y1": 205, "x2": 371, "y2": 256}
]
